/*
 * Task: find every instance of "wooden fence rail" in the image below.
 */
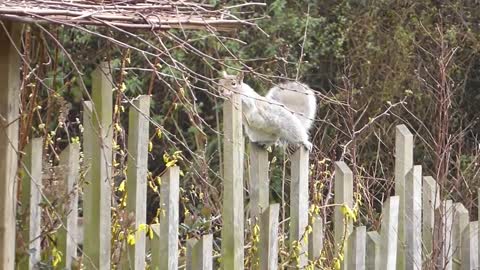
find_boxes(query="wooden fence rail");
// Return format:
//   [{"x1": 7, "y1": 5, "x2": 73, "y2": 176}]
[{"x1": 0, "y1": 49, "x2": 479, "y2": 270}]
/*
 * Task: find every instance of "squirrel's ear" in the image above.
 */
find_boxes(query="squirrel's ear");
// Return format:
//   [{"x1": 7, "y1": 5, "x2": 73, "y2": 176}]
[
  {"x1": 237, "y1": 71, "x2": 244, "y2": 82},
  {"x1": 221, "y1": 71, "x2": 228, "y2": 78}
]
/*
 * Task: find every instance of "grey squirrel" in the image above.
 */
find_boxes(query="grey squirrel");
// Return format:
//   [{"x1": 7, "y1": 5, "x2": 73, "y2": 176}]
[{"x1": 218, "y1": 71, "x2": 317, "y2": 151}]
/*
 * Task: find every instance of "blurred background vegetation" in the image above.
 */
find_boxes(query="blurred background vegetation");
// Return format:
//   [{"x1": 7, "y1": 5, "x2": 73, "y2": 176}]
[{"x1": 17, "y1": 0, "x2": 480, "y2": 267}]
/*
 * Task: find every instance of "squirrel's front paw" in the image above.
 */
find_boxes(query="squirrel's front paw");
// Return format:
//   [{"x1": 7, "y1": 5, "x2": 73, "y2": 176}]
[{"x1": 303, "y1": 141, "x2": 313, "y2": 151}]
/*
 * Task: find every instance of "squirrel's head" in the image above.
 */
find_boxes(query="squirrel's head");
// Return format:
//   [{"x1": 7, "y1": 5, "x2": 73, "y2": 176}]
[{"x1": 218, "y1": 71, "x2": 244, "y2": 97}]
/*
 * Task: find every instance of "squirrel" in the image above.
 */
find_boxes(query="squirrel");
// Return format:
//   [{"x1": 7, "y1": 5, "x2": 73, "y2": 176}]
[{"x1": 218, "y1": 71, "x2": 317, "y2": 151}]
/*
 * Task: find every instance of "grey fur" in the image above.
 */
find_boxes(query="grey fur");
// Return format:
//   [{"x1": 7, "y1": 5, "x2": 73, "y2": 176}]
[{"x1": 218, "y1": 73, "x2": 317, "y2": 151}]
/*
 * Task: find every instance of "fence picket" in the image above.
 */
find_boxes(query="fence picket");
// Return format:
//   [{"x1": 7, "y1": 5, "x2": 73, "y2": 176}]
[
  {"x1": 123, "y1": 95, "x2": 150, "y2": 270},
  {"x1": 151, "y1": 166, "x2": 180, "y2": 270},
  {"x1": 395, "y1": 124, "x2": 414, "y2": 270},
  {"x1": 186, "y1": 239, "x2": 195, "y2": 270},
  {"x1": 422, "y1": 176, "x2": 440, "y2": 260},
  {"x1": 452, "y1": 203, "x2": 469, "y2": 270},
  {"x1": 0, "y1": 21, "x2": 21, "y2": 270},
  {"x1": 308, "y1": 213, "x2": 323, "y2": 268},
  {"x1": 221, "y1": 93, "x2": 244, "y2": 270},
  {"x1": 290, "y1": 147, "x2": 309, "y2": 267},
  {"x1": 334, "y1": 161, "x2": 353, "y2": 270},
  {"x1": 189, "y1": 234, "x2": 213, "y2": 270},
  {"x1": 58, "y1": 143, "x2": 80, "y2": 269},
  {"x1": 437, "y1": 200, "x2": 454, "y2": 270},
  {"x1": 380, "y1": 196, "x2": 400, "y2": 270},
  {"x1": 348, "y1": 226, "x2": 366, "y2": 270},
  {"x1": 260, "y1": 203, "x2": 280, "y2": 270},
  {"x1": 366, "y1": 231, "x2": 381, "y2": 270},
  {"x1": 82, "y1": 61, "x2": 113, "y2": 269},
  {"x1": 20, "y1": 138, "x2": 43, "y2": 269},
  {"x1": 405, "y1": 165, "x2": 422, "y2": 270},
  {"x1": 461, "y1": 221, "x2": 478, "y2": 270},
  {"x1": 249, "y1": 143, "x2": 269, "y2": 219}
]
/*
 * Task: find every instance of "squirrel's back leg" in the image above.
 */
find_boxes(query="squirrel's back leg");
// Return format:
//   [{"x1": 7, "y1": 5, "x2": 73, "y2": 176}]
[{"x1": 277, "y1": 119, "x2": 312, "y2": 151}]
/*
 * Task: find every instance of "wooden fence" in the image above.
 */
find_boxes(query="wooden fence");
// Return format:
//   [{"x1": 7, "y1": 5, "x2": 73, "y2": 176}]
[{"x1": 1, "y1": 23, "x2": 480, "y2": 270}]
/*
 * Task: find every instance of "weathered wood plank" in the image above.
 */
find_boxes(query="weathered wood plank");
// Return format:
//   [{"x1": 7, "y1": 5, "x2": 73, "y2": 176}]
[
  {"x1": 248, "y1": 142, "x2": 269, "y2": 219},
  {"x1": 290, "y1": 147, "x2": 309, "y2": 267},
  {"x1": 221, "y1": 93, "x2": 244, "y2": 270},
  {"x1": 437, "y1": 200, "x2": 454, "y2": 270},
  {"x1": 150, "y1": 224, "x2": 160, "y2": 263},
  {"x1": 366, "y1": 231, "x2": 381, "y2": 270},
  {"x1": 380, "y1": 196, "x2": 400, "y2": 270},
  {"x1": 422, "y1": 176, "x2": 440, "y2": 259},
  {"x1": 348, "y1": 226, "x2": 366, "y2": 270},
  {"x1": 308, "y1": 213, "x2": 323, "y2": 268},
  {"x1": 20, "y1": 138, "x2": 43, "y2": 269},
  {"x1": 123, "y1": 95, "x2": 150, "y2": 270},
  {"x1": 189, "y1": 234, "x2": 213, "y2": 270},
  {"x1": 0, "y1": 21, "x2": 21, "y2": 270},
  {"x1": 151, "y1": 166, "x2": 180, "y2": 270},
  {"x1": 260, "y1": 203, "x2": 280, "y2": 270},
  {"x1": 334, "y1": 161, "x2": 353, "y2": 270},
  {"x1": 57, "y1": 143, "x2": 80, "y2": 269},
  {"x1": 81, "y1": 101, "x2": 94, "y2": 266},
  {"x1": 452, "y1": 203, "x2": 469, "y2": 270},
  {"x1": 186, "y1": 239, "x2": 196, "y2": 270},
  {"x1": 395, "y1": 124, "x2": 413, "y2": 270},
  {"x1": 82, "y1": 61, "x2": 113, "y2": 269},
  {"x1": 405, "y1": 165, "x2": 422, "y2": 270},
  {"x1": 461, "y1": 221, "x2": 478, "y2": 270}
]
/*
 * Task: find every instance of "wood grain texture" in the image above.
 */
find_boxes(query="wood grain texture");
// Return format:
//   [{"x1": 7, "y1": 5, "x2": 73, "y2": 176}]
[
  {"x1": 0, "y1": 21, "x2": 21, "y2": 270},
  {"x1": 221, "y1": 93, "x2": 244, "y2": 270},
  {"x1": 124, "y1": 95, "x2": 150, "y2": 270}
]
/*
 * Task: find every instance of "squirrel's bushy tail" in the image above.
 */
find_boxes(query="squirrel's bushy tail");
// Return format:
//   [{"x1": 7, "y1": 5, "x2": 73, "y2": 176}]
[{"x1": 265, "y1": 81, "x2": 317, "y2": 132}]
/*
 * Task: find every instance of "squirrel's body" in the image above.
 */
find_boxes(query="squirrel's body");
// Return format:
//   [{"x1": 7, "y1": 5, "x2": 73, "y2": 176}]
[
  {"x1": 219, "y1": 72, "x2": 317, "y2": 150},
  {"x1": 266, "y1": 81, "x2": 317, "y2": 131}
]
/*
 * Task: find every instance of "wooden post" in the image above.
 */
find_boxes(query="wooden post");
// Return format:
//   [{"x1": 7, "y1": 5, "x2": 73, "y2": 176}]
[
  {"x1": 82, "y1": 100, "x2": 94, "y2": 263},
  {"x1": 380, "y1": 196, "x2": 400, "y2": 270},
  {"x1": 82, "y1": 61, "x2": 113, "y2": 269},
  {"x1": 249, "y1": 142, "x2": 269, "y2": 219},
  {"x1": 405, "y1": 165, "x2": 422, "y2": 270},
  {"x1": 0, "y1": 21, "x2": 21, "y2": 270},
  {"x1": 150, "y1": 224, "x2": 160, "y2": 263},
  {"x1": 452, "y1": 203, "x2": 469, "y2": 270},
  {"x1": 20, "y1": 138, "x2": 43, "y2": 269},
  {"x1": 437, "y1": 200, "x2": 454, "y2": 270},
  {"x1": 221, "y1": 93, "x2": 244, "y2": 270},
  {"x1": 151, "y1": 166, "x2": 180, "y2": 270},
  {"x1": 186, "y1": 239, "x2": 196, "y2": 270},
  {"x1": 461, "y1": 221, "x2": 478, "y2": 270},
  {"x1": 57, "y1": 143, "x2": 80, "y2": 269},
  {"x1": 290, "y1": 147, "x2": 309, "y2": 267},
  {"x1": 123, "y1": 95, "x2": 150, "y2": 269},
  {"x1": 334, "y1": 161, "x2": 353, "y2": 270},
  {"x1": 259, "y1": 203, "x2": 280, "y2": 270},
  {"x1": 308, "y1": 213, "x2": 323, "y2": 267},
  {"x1": 423, "y1": 176, "x2": 440, "y2": 259},
  {"x1": 366, "y1": 231, "x2": 381, "y2": 270},
  {"x1": 348, "y1": 226, "x2": 366, "y2": 270},
  {"x1": 189, "y1": 234, "x2": 213, "y2": 270},
  {"x1": 395, "y1": 124, "x2": 413, "y2": 270}
]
